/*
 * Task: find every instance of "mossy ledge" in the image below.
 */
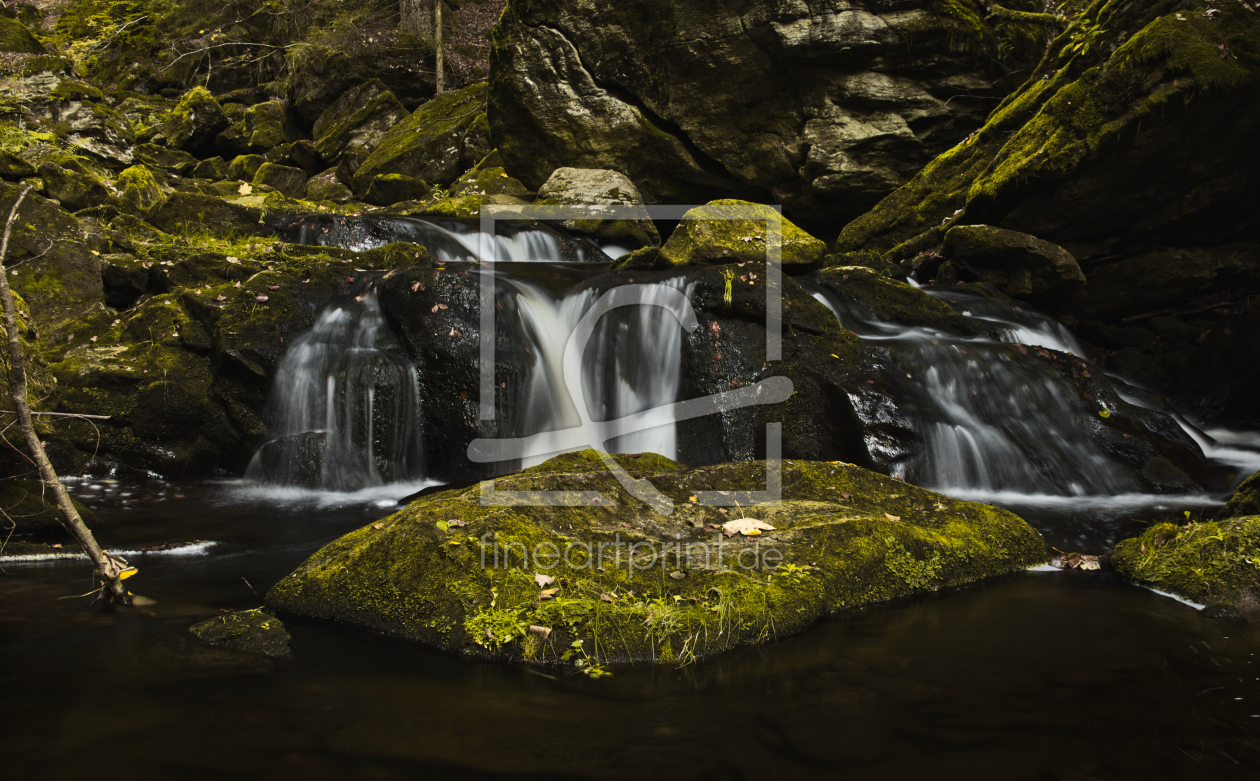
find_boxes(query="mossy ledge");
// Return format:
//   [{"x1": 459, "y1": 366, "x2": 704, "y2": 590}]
[{"x1": 267, "y1": 450, "x2": 1046, "y2": 667}]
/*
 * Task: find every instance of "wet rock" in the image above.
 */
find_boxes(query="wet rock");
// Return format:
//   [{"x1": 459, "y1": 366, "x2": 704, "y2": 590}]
[
  {"x1": 352, "y1": 83, "x2": 490, "y2": 192},
  {"x1": 814, "y1": 266, "x2": 990, "y2": 339},
  {"x1": 311, "y1": 79, "x2": 409, "y2": 164},
  {"x1": 941, "y1": 225, "x2": 1084, "y2": 309},
  {"x1": 252, "y1": 163, "x2": 306, "y2": 199},
  {"x1": 535, "y1": 167, "x2": 658, "y2": 248},
  {"x1": 1203, "y1": 603, "x2": 1243, "y2": 620},
  {"x1": 153, "y1": 87, "x2": 229, "y2": 152},
  {"x1": 189, "y1": 609, "x2": 292, "y2": 658},
  {"x1": 1223, "y1": 471, "x2": 1260, "y2": 519},
  {"x1": 490, "y1": 1, "x2": 1038, "y2": 227},
  {"x1": 267, "y1": 451, "x2": 1045, "y2": 666},
  {"x1": 658, "y1": 200, "x2": 825, "y2": 268}
]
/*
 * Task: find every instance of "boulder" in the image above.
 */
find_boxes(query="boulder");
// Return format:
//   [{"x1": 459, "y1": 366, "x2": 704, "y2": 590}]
[
  {"x1": 51, "y1": 99, "x2": 135, "y2": 168},
  {"x1": 38, "y1": 162, "x2": 109, "y2": 211},
  {"x1": 267, "y1": 451, "x2": 1046, "y2": 666},
  {"x1": 304, "y1": 169, "x2": 354, "y2": 203},
  {"x1": 132, "y1": 144, "x2": 199, "y2": 175},
  {"x1": 1112, "y1": 514, "x2": 1260, "y2": 612},
  {"x1": 214, "y1": 101, "x2": 296, "y2": 156},
  {"x1": 1224, "y1": 471, "x2": 1260, "y2": 519},
  {"x1": 189, "y1": 609, "x2": 292, "y2": 658},
  {"x1": 362, "y1": 174, "x2": 431, "y2": 206},
  {"x1": 836, "y1": 3, "x2": 1260, "y2": 262},
  {"x1": 489, "y1": 0, "x2": 1040, "y2": 227},
  {"x1": 942, "y1": 225, "x2": 1085, "y2": 308},
  {"x1": 227, "y1": 154, "x2": 266, "y2": 182},
  {"x1": 148, "y1": 192, "x2": 268, "y2": 238},
  {"x1": 154, "y1": 87, "x2": 229, "y2": 152},
  {"x1": 352, "y1": 83, "x2": 491, "y2": 192},
  {"x1": 535, "y1": 167, "x2": 659, "y2": 248},
  {"x1": 191, "y1": 157, "x2": 229, "y2": 181},
  {"x1": 0, "y1": 17, "x2": 46, "y2": 54},
  {"x1": 657, "y1": 200, "x2": 825, "y2": 268},
  {"x1": 0, "y1": 149, "x2": 36, "y2": 179},
  {"x1": 264, "y1": 140, "x2": 325, "y2": 176},
  {"x1": 114, "y1": 164, "x2": 167, "y2": 214},
  {"x1": 252, "y1": 162, "x2": 306, "y2": 199},
  {"x1": 311, "y1": 79, "x2": 409, "y2": 164}
]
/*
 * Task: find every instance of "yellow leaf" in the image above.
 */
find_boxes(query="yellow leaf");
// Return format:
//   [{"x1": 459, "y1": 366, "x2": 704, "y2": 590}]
[
  {"x1": 885, "y1": 513, "x2": 901, "y2": 521},
  {"x1": 689, "y1": 495, "x2": 698, "y2": 502},
  {"x1": 1098, "y1": 409, "x2": 1111, "y2": 418},
  {"x1": 238, "y1": 183, "x2": 252, "y2": 195},
  {"x1": 723, "y1": 518, "x2": 775, "y2": 536},
  {"x1": 119, "y1": 567, "x2": 139, "y2": 580}
]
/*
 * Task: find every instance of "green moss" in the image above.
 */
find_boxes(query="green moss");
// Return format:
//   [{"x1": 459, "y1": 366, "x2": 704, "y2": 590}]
[
  {"x1": 267, "y1": 452, "x2": 1045, "y2": 667},
  {"x1": 659, "y1": 200, "x2": 825, "y2": 268},
  {"x1": 1112, "y1": 517, "x2": 1260, "y2": 607},
  {"x1": 1224, "y1": 471, "x2": 1260, "y2": 519},
  {"x1": 0, "y1": 17, "x2": 47, "y2": 55},
  {"x1": 837, "y1": 2, "x2": 1260, "y2": 253},
  {"x1": 353, "y1": 83, "x2": 489, "y2": 190},
  {"x1": 189, "y1": 608, "x2": 291, "y2": 658},
  {"x1": 115, "y1": 164, "x2": 165, "y2": 213}
]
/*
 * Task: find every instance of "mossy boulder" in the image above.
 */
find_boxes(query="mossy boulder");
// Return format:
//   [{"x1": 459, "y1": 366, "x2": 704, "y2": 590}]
[
  {"x1": 37, "y1": 162, "x2": 109, "y2": 211},
  {"x1": 227, "y1": 154, "x2": 266, "y2": 182},
  {"x1": 362, "y1": 173, "x2": 431, "y2": 206},
  {"x1": 535, "y1": 167, "x2": 659, "y2": 248},
  {"x1": 836, "y1": 2, "x2": 1260, "y2": 259},
  {"x1": 153, "y1": 87, "x2": 229, "y2": 152},
  {"x1": 189, "y1": 609, "x2": 291, "y2": 658},
  {"x1": 352, "y1": 83, "x2": 491, "y2": 192},
  {"x1": 148, "y1": 191, "x2": 269, "y2": 238},
  {"x1": 132, "y1": 144, "x2": 198, "y2": 175},
  {"x1": 941, "y1": 225, "x2": 1085, "y2": 308},
  {"x1": 1223, "y1": 471, "x2": 1260, "y2": 519},
  {"x1": 304, "y1": 169, "x2": 353, "y2": 203},
  {"x1": 114, "y1": 164, "x2": 167, "y2": 214},
  {"x1": 191, "y1": 157, "x2": 229, "y2": 182},
  {"x1": 267, "y1": 451, "x2": 1045, "y2": 666},
  {"x1": 311, "y1": 79, "x2": 409, "y2": 164},
  {"x1": 214, "y1": 101, "x2": 296, "y2": 156},
  {"x1": 0, "y1": 17, "x2": 46, "y2": 54},
  {"x1": 658, "y1": 200, "x2": 825, "y2": 268},
  {"x1": 0, "y1": 149, "x2": 36, "y2": 179},
  {"x1": 252, "y1": 162, "x2": 306, "y2": 199},
  {"x1": 1112, "y1": 516, "x2": 1260, "y2": 611}
]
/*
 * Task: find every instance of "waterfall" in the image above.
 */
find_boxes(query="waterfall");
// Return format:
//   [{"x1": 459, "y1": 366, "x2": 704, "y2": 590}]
[
  {"x1": 808, "y1": 284, "x2": 1140, "y2": 496},
  {"x1": 245, "y1": 279, "x2": 425, "y2": 490},
  {"x1": 491, "y1": 275, "x2": 691, "y2": 465}
]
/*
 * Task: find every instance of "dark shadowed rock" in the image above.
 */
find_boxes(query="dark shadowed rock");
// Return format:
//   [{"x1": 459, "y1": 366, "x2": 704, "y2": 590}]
[{"x1": 189, "y1": 609, "x2": 292, "y2": 658}]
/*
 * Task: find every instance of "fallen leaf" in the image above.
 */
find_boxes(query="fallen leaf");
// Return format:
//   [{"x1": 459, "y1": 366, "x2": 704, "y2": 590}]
[
  {"x1": 89, "y1": 335, "x2": 97, "y2": 342},
  {"x1": 540, "y1": 587, "x2": 559, "y2": 598},
  {"x1": 238, "y1": 183, "x2": 252, "y2": 195},
  {"x1": 841, "y1": 492, "x2": 852, "y2": 499},
  {"x1": 529, "y1": 625, "x2": 552, "y2": 639},
  {"x1": 372, "y1": 522, "x2": 384, "y2": 530},
  {"x1": 214, "y1": 294, "x2": 226, "y2": 302},
  {"x1": 600, "y1": 593, "x2": 614, "y2": 603},
  {"x1": 723, "y1": 518, "x2": 775, "y2": 536},
  {"x1": 447, "y1": 519, "x2": 467, "y2": 528},
  {"x1": 885, "y1": 513, "x2": 901, "y2": 521},
  {"x1": 669, "y1": 570, "x2": 686, "y2": 580},
  {"x1": 535, "y1": 574, "x2": 555, "y2": 588},
  {"x1": 431, "y1": 303, "x2": 448, "y2": 313},
  {"x1": 255, "y1": 294, "x2": 269, "y2": 302},
  {"x1": 268, "y1": 284, "x2": 280, "y2": 290},
  {"x1": 226, "y1": 256, "x2": 240, "y2": 264}
]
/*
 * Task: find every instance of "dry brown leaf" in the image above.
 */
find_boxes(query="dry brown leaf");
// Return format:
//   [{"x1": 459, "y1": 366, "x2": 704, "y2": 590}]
[
  {"x1": 534, "y1": 574, "x2": 555, "y2": 588},
  {"x1": 669, "y1": 570, "x2": 686, "y2": 580},
  {"x1": 723, "y1": 518, "x2": 775, "y2": 537},
  {"x1": 528, "y1": 625, "x2": 552, "y2": 639},
  {"x1": 255, "y1": 294, "x2": 269, "y2": 302},
  {"x1": 600, "y1": 593, "x2": 613, "y2": 603},
  {"x1": 885, "y1": 513, "x2": 901, "y2": 521},
  {"x1": 372, "y1": 522, "x2": 384, "y2": 530}
]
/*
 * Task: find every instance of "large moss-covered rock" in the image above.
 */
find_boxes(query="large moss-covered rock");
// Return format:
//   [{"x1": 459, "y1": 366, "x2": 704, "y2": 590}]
[
  {"x1": 267, "y1": 451, "x2": 1046, "y2": 666},
  {"x1": 214, "y1": 101, "x2": 296, "y2": 156},
  {"x1": 535, "y1": 167, "x2": 658, "y2": 248},
  {"x1": 114, "y1": 164, "x2": 167, "y2": 214},
  {"x1": 658, "y1": 200, "x2": 825, "y2": 268},
  {"x1": 189, "y1": 608, "x2": 291, "y2": 658},
  {"x1": 252, "y1": 162, "x2": 306, "y2": 199},
  {"x1": 490, "y1": 0, "x2": 1043, "y2": 227},
  {"x1": 38, "y1": 162, "x2": 109, "y2": 211},
  {"x1": 836, "y1": 2, "x2": 1260, "y2": 259},
  {"x1": 1112, "y1": 513, "x2": 1260, "y2": 611},
  {"x1": 814, "y1": 266, "x2": 992, "y2": 339},
  {"x1": 362, "y1": 174, "x2": 431, "y2": 206},
  {"x1": 147, "y1": 191, "x2": 268, "y2": 238},
  {"x1": 352, "y1": 83, "x2": 491, "y2": 191},
  {"x1": 304, "y1": 169, "x2": 354, "y2": 203},
  {"x1": 942, "y1": 224, "x2": 1085, "y2": 308},
  {"x1": 153, "y1": 87, "x2": 229, "y2": 152},
  {"x1": 0, "y1": 17, "x2": 46, "y2": 54},
  {"x1": 311, "y1": 79, "x2": 409, "y2": 164}
]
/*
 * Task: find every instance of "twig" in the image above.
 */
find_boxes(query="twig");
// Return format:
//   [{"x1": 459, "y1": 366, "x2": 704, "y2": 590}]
[
  {"x1": 157, "y1": 41, "x2": 298, "y2": 73},
  {"x1": 0, "y1": 411, "x2": 111, "y2": 419},
  {"x1": 242, "y1": 576, "x2": 257, "y2": 595}
]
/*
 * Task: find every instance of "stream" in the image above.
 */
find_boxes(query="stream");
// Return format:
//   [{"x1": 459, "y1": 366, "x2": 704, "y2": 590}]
[{"x1": 5, "y1": 218, "x2": 1260, "y2": 778}]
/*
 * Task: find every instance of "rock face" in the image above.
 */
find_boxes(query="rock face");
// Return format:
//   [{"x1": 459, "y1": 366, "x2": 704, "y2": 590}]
[
  {"x1": 189, "y1": 609, "x2": 292, "y2": 658},
  {"x1": 489, "y1": 0, "x2": 1040, "y2": 228},
  {"x1": 941, "y1": 225, "x2": 1085, "y2": 308},
  {"x1": 267, "y1": 451, "x2": 1046, "y2": 666},
  {"x1": 311, "y1": 80, "x2": 409, "y2": 164}
]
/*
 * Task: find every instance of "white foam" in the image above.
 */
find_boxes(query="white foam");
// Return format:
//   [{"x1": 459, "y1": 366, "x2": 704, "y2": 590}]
[
  {"x1": 1141, "y1": 584, "x2": 1207, "y2": 610},
  {"x1": 934, "y1": 488, "x2": 1219, "y2": 512},
  {"x1": 0, "y1": 540, "x2": 217, "y2": 563},
  {"x1": 220, "y1": 478, "x2": 444, "y2": 508}
]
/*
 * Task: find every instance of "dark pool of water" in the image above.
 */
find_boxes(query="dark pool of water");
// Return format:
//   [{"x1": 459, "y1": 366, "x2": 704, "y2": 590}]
[{"x1": 3, "y1": 481, "x2": 1260, "y2": 780}]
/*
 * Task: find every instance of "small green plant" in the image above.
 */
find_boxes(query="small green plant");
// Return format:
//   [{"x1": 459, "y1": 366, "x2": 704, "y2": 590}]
[
  {"x1": 721, "y1": 267, "x2": 735, "y2": 306},
  {"x1": 464, "y1": 588, "x2": 529, "y2": 650},
  {"x1": 1061, "y1": 17, "x2": 1108, "y2": 58},
  {"x1": 561, "y1": 639, "x2": 611, "y2": 678}
]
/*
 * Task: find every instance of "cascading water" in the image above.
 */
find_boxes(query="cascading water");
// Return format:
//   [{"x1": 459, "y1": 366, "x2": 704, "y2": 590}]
[
  {"x1": 245, "y1": 279, "x2": 425, "y2": 490},
  {"x1": 807, "y1": 284, "x2": 1141, "y2": 497}
]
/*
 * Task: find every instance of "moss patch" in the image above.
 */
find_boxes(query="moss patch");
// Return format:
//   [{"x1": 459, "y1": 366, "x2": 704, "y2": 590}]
[
  {"x1": 267, "y1": 451, "x2": 1045, "y2": 668},
  {"x1": 659, "y1": 200, "x2": 825, "y2": 268},
  {"x1": 1112, "y1": 517, "x2": 1260, "y2": 608}
]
